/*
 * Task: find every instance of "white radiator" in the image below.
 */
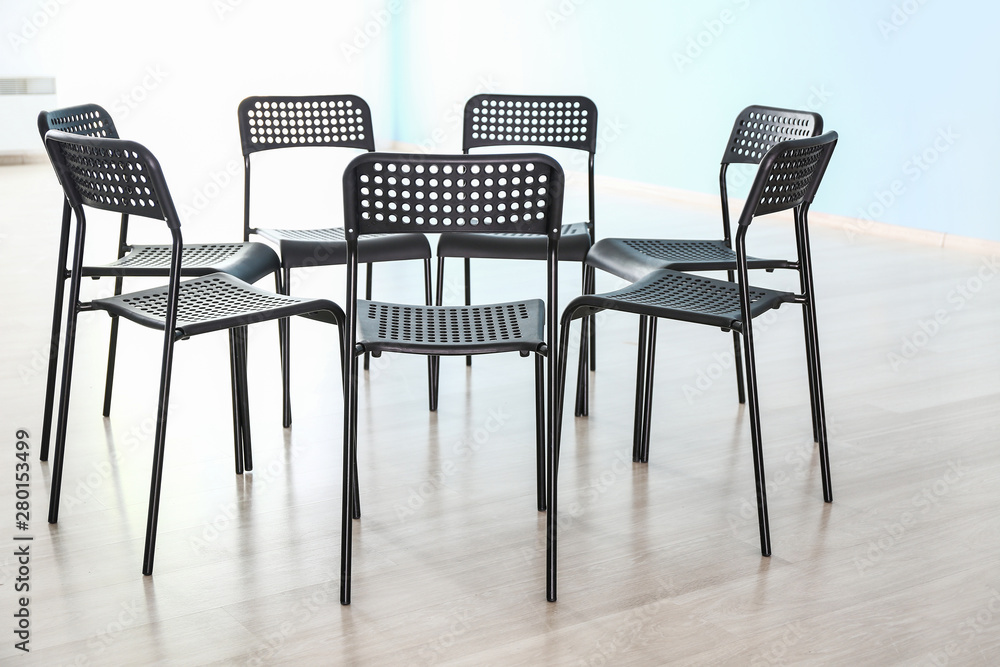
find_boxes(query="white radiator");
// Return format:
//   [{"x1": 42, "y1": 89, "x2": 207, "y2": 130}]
[{"x1": 0, "y1": 77, "x2": 56, "y2": 159}]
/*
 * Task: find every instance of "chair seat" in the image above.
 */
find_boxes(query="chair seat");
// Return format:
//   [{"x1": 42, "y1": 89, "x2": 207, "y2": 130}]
[
  {"x1": 80, "y1": 242, "x2": 280, "y2": 283},
  {"x1": 256, "y1": 227, "x2": 432, "y2": 267},
  {"x1": 357, "y1": 299, "x2": 545, "y2": 356},
  {"x1": 93, "y1": 273, "x2": 343, "y2": 338},
  {"x1": 565, "y1": 269, "x2": 794, "y2": 331},
  {"x1": 436, "y1": 221, "x2": 591, "y2": 262},
  {"x1": 586, "y1": 238, "x2": 792, "y2": 283}
]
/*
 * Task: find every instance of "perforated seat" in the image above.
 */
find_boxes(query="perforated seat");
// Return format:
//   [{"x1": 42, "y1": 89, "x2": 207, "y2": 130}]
[
  {"x1": 83, "y1": 243, "x2": 278, "y2": 282},
  {"x1": 36, "y1": 104, "x2": 282, "y2": 462},
  {"x1": 580, "y1": 106, "x2": 823, "y2": 420},
  {"x1": 339, "y1": 152, "x2": 565, "y2": 605},
  {"x1": 546, "y1": 133, "x2": 839, "y2": 602},
  {"x1": 239, "y1": 95, "x2": 433, "y2": 425},
  {"x1": 42, "y1": 130, "x2": 344, "y2": 576},
  {"x1": 95, "y1": 273, "x2": 343, "y2": 338},
  {"x1": 586, "y1": 238, "x2": 790, "y2": 283},
  {"x1": 255, "y1": 227, "x2": 431, "y2": 266},
  {"x1": 358, "y1": 299, "x2": 544, "y2": 356}
]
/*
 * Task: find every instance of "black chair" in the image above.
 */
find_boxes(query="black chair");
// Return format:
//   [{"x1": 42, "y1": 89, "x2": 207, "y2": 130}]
[
  {"x1": 238, "y1": 94, "x2": 434, "y2": 421},
  {"x1": 435, "y1": 94, "x2": 597, "y2": 411},
  {"x1": 547, "y1": 132, "x2": 839, "y2": 601},
  {"x1": 37, "y1": 104, "x2": 282, "y2": 462},
  {"x1": 584, "y1": 105, "x2": 823, "y2": 428},
  {"x1": 339, "y1": 152, "x2": 565, "y2": 604},
  {"x1": 42, "y1": 130, "x2": 345, "y2": 574}
]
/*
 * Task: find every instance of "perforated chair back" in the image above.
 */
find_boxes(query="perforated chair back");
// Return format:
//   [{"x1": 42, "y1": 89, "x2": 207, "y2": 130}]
[
  {"x1": 462, "y1": 94, "x2": 598, "y2": 154},
  {"x1": 43, "y1": 130, "x2": 179, "y2": 227},
  {"x1": 37, "y1": 103, "x2": 119, "y2": 141},
  {"x1": 722, "y1": 105, "x2": 822, "y2": 166},
  {"x1": 344, "y1": 152, "x2": 564, "y2": 242},
  {"x1": 739, "y1": 131, "x2": 838, "y2": 225},
  {"x1": 237, "y1": 95, "x2": 375, "y2": 156}
]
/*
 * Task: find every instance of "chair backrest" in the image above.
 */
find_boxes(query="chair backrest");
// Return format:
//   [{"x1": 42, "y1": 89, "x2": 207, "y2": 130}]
[
  {"x1": 343, "y1": 152, "x2": 564, "y2": 242},
  {"x1": 739, "y1": 131, "x2": 838, "y2": 225},
  {"x1": 37, "y1": 103, "x2": 120, "y2": 142},
  {"x1": 718, "y1": 105, "x2": 823, "y2": 244},
  {"x1": 463, "y1": 94, "x2": 596, "y2": 237},
  {"x1": 239, "y1": 94, "x2": 375, "y2": 240},
  {"x1": 43, "y1": 130, "x2": 180, "y2": 228},
  {"x1": 463, "y1": 94, "x2": 598, "y2": 154},
  {"x1": 237, "y1": 94, "x2": 375, "y2": 155},
  {"x1": 722, "y1": 105, "x2": 822, "y2": 166}
]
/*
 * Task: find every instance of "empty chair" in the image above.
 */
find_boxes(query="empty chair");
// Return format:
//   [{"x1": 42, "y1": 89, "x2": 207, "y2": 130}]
[
  {"x1": 42, "y1": 130, "x2": 344, "y2": 574},
  {"x1": 339, "y1": 151, "x2": 565, "y2": 604},
  {"x1": 547, "y1": 132, "x2": 839, "y2": 601},
  {"x1": 238, "y1": 94, "x2": 434, "y2": 420},
  {"x1": 37, "y1": 104, "x2": 281, "y2": 462},
  {"x1": 435, "y1": 94, "x2": 597, "y2": 412},
  {"x1": 583, "y1": 106, "x2": 823, "y2": 427}
]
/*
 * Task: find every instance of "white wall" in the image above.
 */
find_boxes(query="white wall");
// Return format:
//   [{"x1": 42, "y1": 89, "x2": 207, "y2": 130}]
[{"x1": 3, "y1": 1, "x2": 997, "y2": 241}]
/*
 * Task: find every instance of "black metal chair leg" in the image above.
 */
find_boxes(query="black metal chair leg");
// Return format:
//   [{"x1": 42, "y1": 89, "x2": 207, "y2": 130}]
[
  {"x1": 424, "y1": 259, "x2": 439, "y2": 412},
  {"x1": 639, "y1": 318, "x2": 658, "y2": 463},
  {"x1": 228, "y1": 330, "x2": 245, "y2": 475},
  {"x1": 587, "y1": 265, "x2": 597, "y2": 371},
  {"x1": 739, "y1": 325, "x2": 771, "y2": 558},
  {"x1": 141, "y1": 332, "x2": 179, "y2": 576},
  {"x1": 728, "y1": 269, "x2": 747, "y2": 405},
  {"x1": 280, "y1": 265, "x2": 292, "y2": 427},
  {"x1": 363, "y1": 263, "x2": 372, "y2": 372},
  {"x1": 101, "y1": 278, "x2": 123, "y2": 417},
  {"x1": 432, "y1": 256, "x2": 445, "y2": 410},
  {"x1": 549, "y1": 311, "x2": 576, "y2": 602},
  {"x1": 47, "y1": 281, "x2": 84, "y2": 524},
  {"x1": 632, "y1": 316, "x2": 649, "y2": 462},
  {"x1": 464, "y1": 257, "x2": 472, "y2": 367},
  {"x1": 534, "y1": 353, "x2": 546, "y2": 512},
  {"x1": 41, "y1": 201, "x2": 73, "y2": 462},
  {"x1": 574, "y1": 264, "x2": 590, "y2": 417},
  {"x1": 236, "y1": 327, "x2": 253, "y2": 472},
  {"x1": 341, "y1": 348, "x2": 359, "y2": 604}
]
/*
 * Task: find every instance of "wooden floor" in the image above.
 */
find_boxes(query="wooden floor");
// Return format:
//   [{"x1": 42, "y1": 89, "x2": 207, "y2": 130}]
[{"x1": 2, "y1": 161, "x2": 999, "y2": 665}]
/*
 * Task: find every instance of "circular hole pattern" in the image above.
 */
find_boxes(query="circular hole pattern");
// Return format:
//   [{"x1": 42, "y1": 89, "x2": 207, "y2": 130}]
[
  {"x1": 468, "y1": 98, "x2": 593, "y2": 147},
  {"x1": 245, "y1": 98, "x2": 368, "y2": 146}
]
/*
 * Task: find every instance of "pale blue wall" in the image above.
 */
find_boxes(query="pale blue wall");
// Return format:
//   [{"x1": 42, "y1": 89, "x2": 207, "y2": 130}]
[
  {"x1": 2, "y1": 1, "x2": 995, "y2": 240},
  {"x1": 388, "y1": 0, "x2": 999, "y2": 242}
]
